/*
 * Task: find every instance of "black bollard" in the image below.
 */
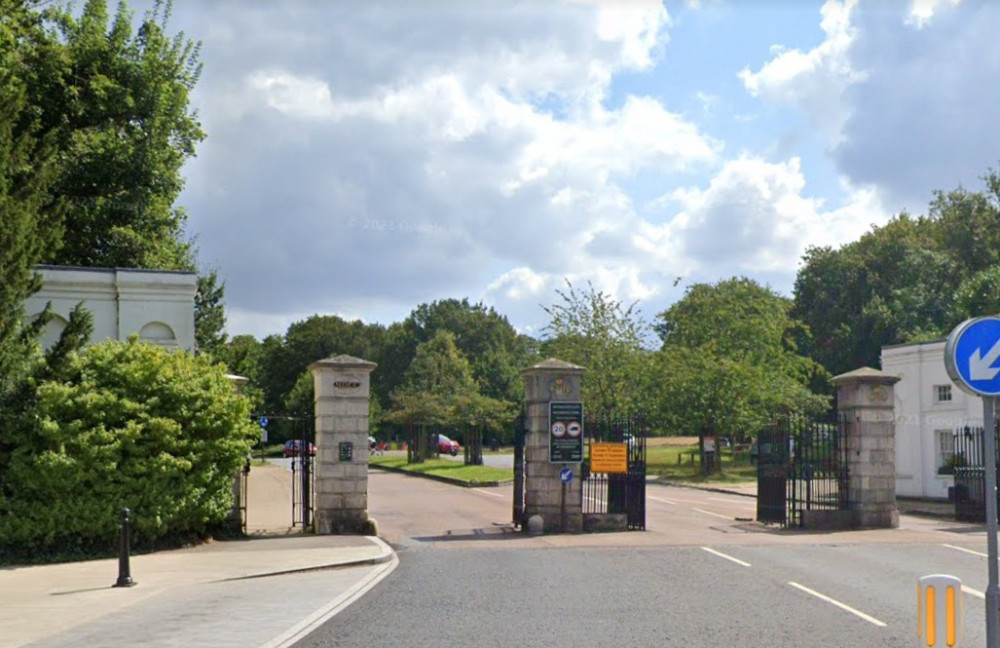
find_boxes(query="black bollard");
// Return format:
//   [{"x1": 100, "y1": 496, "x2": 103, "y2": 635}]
[{"x1": 113, "y1": 507, "x2": 137, "y2": 588}]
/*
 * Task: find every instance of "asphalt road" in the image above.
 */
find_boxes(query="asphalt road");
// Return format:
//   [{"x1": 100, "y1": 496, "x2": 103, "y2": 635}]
[
  {"x1": 293, "y1": 471, "x2": 995, "y2": 648},
  {"x1": 295, "y1": 542, "x2": 990, "y2": 648}
]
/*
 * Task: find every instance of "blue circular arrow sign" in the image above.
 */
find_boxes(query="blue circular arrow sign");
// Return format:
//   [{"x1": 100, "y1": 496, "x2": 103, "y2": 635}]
[
  {"x1": 945, "y1": 316, "x2": 1000, "y2": 396},
  {"x1": 259, "y1": 416, "x2": 269, "y2": 428},
  {"x1": 559, "y1": 467, "x2": 573, "y2": 484}
]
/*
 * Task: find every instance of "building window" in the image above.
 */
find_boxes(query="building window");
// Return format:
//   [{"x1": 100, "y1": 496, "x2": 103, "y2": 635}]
[
  {"x1": 937, "y1": 429, "x2": 956, "y2": 474},
  {"x1": 935, "y1": 384, "x2": 952, "y2": 403}
]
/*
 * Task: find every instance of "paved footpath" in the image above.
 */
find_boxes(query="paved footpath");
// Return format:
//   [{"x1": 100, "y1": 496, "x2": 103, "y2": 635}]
[{"x1": 0, "y1": 464, "x2": 396, "y2": 648}]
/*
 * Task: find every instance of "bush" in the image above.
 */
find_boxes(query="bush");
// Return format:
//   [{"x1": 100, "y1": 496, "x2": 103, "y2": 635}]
[{"x1": 0, "y1": 337, "x2": 258, "y2": 558}]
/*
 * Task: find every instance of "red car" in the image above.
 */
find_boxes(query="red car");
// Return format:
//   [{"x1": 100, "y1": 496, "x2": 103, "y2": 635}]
[
  {"x1": 283, "y1": 439, "x2": 316, "y2": 458},
  {"x1": 436, "y1": 434, "x2": 461, "y2": 456}
]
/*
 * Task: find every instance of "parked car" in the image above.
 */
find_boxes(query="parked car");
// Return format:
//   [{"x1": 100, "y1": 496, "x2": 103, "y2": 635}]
[
  {"x1": 283, "y1": 439, "x2": 316, "y2": 458},
  {"x1": 436, "y1": 434, "x2": 461, "y2": 456}
]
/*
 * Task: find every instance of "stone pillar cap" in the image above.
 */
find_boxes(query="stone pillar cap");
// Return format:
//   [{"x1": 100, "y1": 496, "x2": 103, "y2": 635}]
[
  {"x1": 830, "y1": 366, "x2": 900, "y2": 386},
  {"x1": 521, "y1": 358, "x2": 586, "y2": 375},
  {"x1": 308, "y1": 354, "x2": 378, "y2": 372}
]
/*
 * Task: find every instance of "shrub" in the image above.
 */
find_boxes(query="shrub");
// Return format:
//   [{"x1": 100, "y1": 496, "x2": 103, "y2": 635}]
[{"x1": 0, "y1": 337, "x2": 258, "y2": 558}]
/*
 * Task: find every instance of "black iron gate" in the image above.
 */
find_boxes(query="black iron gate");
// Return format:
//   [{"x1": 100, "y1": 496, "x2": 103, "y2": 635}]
[
  {"x1": 513, "y1": 415, "x2": 526, "y2": 528},
  {"x1": 952, "y1": 424, "x2": 999, "y2": 523},
  {"x1": 582, "y1": 415, "x2": 647, "y2": 530},
  {"x1": 756, "y1": 415, "x2": 848, "y2": 528},
  {"x1": 255, "y1": 413, "x2": 315, "y2": 530}
]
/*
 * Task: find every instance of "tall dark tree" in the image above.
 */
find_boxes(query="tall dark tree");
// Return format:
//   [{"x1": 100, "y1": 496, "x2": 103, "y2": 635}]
[
  {"x1": 30, "y1": 0, "x2": 205, "y2": 270},
  {"x1": 0, "y1": 0, "x2": 63, "y2": 397},
  {"x1": 194, "y1": 269, "x2": 227, "y2": 355}
]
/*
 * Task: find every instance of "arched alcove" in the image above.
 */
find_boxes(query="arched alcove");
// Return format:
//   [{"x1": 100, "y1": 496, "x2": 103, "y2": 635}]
[{"x1": 139, "y1": 321, "x2": 178, "y2": 347}]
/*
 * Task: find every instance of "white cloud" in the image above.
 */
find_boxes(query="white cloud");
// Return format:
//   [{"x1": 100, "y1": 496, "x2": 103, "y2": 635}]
[
  {"x1": 906, "y1": 0, "x2": 962, "y2": 28},
  {"x1": 654, "y1": 156, "x2": 888, "y2": 279},
  {"x1": 739, "y1": 0, "x2": 864, "y2": 140}
]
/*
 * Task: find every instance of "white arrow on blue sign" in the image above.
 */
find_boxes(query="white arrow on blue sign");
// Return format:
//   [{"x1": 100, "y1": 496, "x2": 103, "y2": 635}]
[
  {"x1": 945, "y1": 316, "x2": 1000, "y2": 396},
  {"x1": 559, "y1": 467, "x2": 573, "y2": 484},
  {"x1": 259, "y1": 416, "x2": 269, "y2": 428}
]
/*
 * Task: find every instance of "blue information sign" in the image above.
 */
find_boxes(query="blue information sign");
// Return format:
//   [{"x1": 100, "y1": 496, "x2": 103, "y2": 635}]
[
  {"x1": 945, "y1": 316, "x2": 1000, "y2": 396},
  {"x1": 559, "y1": 467, "x2": 573, "y2": 484}
]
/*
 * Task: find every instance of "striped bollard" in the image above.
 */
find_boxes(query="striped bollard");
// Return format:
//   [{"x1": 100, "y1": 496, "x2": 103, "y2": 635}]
[{"x1": 918, "y1": 574, "x2": 963, "y2": 647}]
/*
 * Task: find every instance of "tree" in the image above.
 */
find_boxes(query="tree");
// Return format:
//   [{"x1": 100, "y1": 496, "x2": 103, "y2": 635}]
[
  {"x1": 540, "y1": 281, "x2": 651, "y2": 422},
  {"x1": 0, "y1": 0, "x2": 63, "y2": 398},
  {"x1": 0, "y1": 336, "x2": 258, "y2": 557},
  {"x1": 31, "y1": 0, "x2": 205, "y2": 271},
  {"x1": 258, "y1": 315, "x2": 386, "y2": 413},
  {"x1": 379, "y1": 299, "x2": 534, "y2": 408},
  {"x1": 793, "y1": 215, "x2": 956, "y2": 376},
  {"x1": 654, "y1": 278, "x2": 828, "y2": 443},
  {"x1": 386, "y1": 331, "x2": 512, "y2": 463},
  {"x1": 194, "y1": 269, "x2": 227, "y2": 355}
]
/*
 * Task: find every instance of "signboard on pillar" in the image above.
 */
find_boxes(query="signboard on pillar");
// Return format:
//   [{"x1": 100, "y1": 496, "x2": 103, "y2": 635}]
[{"x1": 549, "y1": 401, "x2": 583, "y2": 463}]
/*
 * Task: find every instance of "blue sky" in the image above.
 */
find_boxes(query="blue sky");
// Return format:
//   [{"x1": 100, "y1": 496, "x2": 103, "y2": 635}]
[{"x1": 123, "y1": 0, "x2": 1000, "y2": 339}]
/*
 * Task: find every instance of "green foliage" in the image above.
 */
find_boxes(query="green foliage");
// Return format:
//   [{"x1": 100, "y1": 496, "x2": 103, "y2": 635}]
[
  {"x1": 793, "y1": 169, "x2": 1000, "y2": 375},
  {"x1": 0, "y1": 0, "x2": 64, "y2": 398},
  {"x1": 654, "y1": 277, "x2": 828, "y2": 437},
  {"x1": 385, "y1": 331, "x2": 515, "y2": 462},
  {"x1": 541, "y1": 280, "x2": 651, "y2": 420},
  {"x1": 195, "y1": 269, "x2": 228, "y2": 355},
  {"x1": 33, "y1": 0, "x2": 205, "y2": 270},
  {"x1": 379, "y1": 298, "x2": 534, "y2": 407},
  {"x1": 0, "y1": 337, "x2": 258, "y2": 556},
  {"x1": 259, "y1": 315, "x2": 385, "y2": 413}
]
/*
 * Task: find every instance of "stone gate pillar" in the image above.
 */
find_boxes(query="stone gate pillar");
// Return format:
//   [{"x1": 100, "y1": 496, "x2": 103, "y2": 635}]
[
  {"x1": 521, "y1": 359, "x2": 585, "y2": 533},
  {"x1": 831, "y1": 367, "x2": 901, "y2": 529},
  {"x1": 308, "y1": 354, "x2": 377, "y2": 534}
]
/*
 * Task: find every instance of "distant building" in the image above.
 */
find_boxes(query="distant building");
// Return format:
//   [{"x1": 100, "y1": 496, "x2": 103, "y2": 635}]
[
  {"x1": 882, "y1": 339, "x2": 981, "y2": 500},
  {"x1": 25, "y1": 265, "x2": 197, "y2": 353}
]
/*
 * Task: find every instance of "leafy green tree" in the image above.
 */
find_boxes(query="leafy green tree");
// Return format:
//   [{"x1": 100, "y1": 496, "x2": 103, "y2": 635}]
[
  {"x1": 386, "y1": 330, "x2": 513, "y2": 462},
  {"x1": 194, "y1": 269, "x2": 227, "y2": 355},
  {"x1": 0, "y1": 337, "x2": 258, "y2": 557},
  {"x1": 793, "y1": 215, "x2": 956, "y2": 376},
  {"x1": 379, "y1": 299, "x2": 533, "y2": 408},
  {"x1": 654, "y1": 277, "x2": 828, "y2": 442},
  {"x1": 540, "y1": 281, "x2": 651, "y2": 422},
  {"x1": 259, "y1": 315, "x2": 386, "y2": 413},
  {"x1": 0, "y1": 0, "x2": 63, "y2": 398},
  {"x1": 31, "y1": 0, "x2": 205, "y2": 270},
  {"x1": 955, "y1": 267, "x2": 1000, "y2": 319}
]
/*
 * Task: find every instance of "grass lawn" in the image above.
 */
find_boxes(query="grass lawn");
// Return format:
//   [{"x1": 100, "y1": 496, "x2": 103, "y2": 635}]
[
  {"x1": 645, "y1": 440, "x2": 756, "y2": 483},
  {"x1": 369, "y1": 455, "x2": 513, "y2": 485}
]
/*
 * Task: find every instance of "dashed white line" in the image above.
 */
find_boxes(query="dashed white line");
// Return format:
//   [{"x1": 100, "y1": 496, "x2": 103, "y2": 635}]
[
  {"x1": 648, "y1": 496, "x2": 678, "y2": 505},
  {"x1": 691, "y1": 507, "x2": 732, "y2": 520},
  {"x1": 701, "y1": 547, "x2": 751, "y2": 567},
  {"x1": 471, "y1": 488, "x2": 504, "y2": 498},
  {"x1": 788, "y1": 582, "x2": 887, "y2": 627},
  {"x1": 943, "y1": 543, "x2": 988, "y2": 558}
]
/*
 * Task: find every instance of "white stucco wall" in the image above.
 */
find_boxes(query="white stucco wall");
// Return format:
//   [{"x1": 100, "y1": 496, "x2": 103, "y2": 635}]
[
  {"x1": 25, "y1": 265, "x2": 197, "y2": 352},
  {"x1": 882, "y1": 340, "x2": 982, "y2": 499}
]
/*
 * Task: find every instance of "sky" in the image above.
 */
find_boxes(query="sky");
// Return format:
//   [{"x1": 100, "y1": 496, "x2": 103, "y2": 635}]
[{"x1": 134, "y1": 0, "x2": 1000, "y2": 340}]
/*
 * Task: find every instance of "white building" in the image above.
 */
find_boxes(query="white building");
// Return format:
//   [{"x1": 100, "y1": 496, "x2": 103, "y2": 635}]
[
  {"x1": 25, "y1": 265, "x2": 197, "y2": 352},
  {"x1": 882, "y1": 339, "x2": 982, "y2": 499}
]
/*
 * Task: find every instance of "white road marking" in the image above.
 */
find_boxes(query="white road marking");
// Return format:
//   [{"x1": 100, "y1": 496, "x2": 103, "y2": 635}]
[
  {"x1": 471, "y1": 488, "x2": 504, "y2": 498},
  {"x1": 787, "y1": 582, "x2": 887, "y2": 628},
  {"x1": 943, "y1": 543, "x2": 988, "y2": 558},
  {"x1": 707, "y1": 497, "x2": 754, "y2": 505},
  {"x1": 963, "y1": 585, "x2": 985, "y2": 599},
  {"x1": 263, "y1": 538, "x2": 399, "y2": 648},
  {"x1": 701, "y1": 547, "x2": 751, "y2": 567},
  {"x1": 691, "y1": 507, "x2": 732, "y2": 520},
  {"x1": 647, "y1": 496, "x2": 678, "y2": 505}
]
